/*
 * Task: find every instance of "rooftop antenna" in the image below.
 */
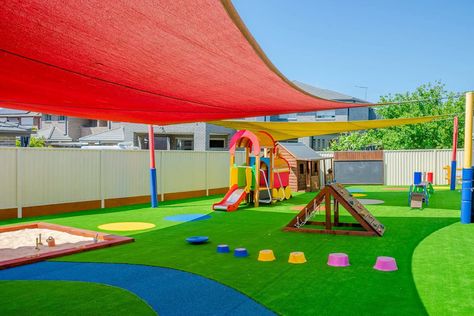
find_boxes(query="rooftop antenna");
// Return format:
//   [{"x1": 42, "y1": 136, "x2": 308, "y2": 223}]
[{"x1": 355, "y1": 86, "x2": 368, "y2": 101}]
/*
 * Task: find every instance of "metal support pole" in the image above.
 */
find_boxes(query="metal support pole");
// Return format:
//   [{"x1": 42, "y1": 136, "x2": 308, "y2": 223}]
[
  {"x1": 461, "y1": 92, "x2": 473, "y2": 223},
  {"x1": 450, "y1": 116, "x2": 458, "y2": 190},
  {"x1": 148, "y1": 125, "x2": 158, "y2": 208}
]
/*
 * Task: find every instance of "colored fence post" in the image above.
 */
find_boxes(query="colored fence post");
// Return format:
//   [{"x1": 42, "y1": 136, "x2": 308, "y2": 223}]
[
  {"x1": 414, "y1": 172, "x2": 422, "y2": 185},
  {"x1": 149, "y1": 125, "x2": 158, "y2": 208},
  {"x1": 461, "y1": 92, "x2": 473, "y2": 223},
  {"x1": 450, "y1": 116, "x2": 458, "y2": 190}
]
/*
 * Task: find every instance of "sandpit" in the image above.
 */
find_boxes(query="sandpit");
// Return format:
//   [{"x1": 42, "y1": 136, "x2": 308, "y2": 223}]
[
  {"x1": 0, "y1": 228, "x2": 96, "y2": 263},
  {"x1": 0, "y1": 222, "x2": 133, "y2": 269}
]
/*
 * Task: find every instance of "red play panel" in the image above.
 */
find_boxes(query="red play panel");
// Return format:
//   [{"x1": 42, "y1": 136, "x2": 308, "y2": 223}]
[{"x1": 0, "y1": 1, "x2": 364, "y2": 125}]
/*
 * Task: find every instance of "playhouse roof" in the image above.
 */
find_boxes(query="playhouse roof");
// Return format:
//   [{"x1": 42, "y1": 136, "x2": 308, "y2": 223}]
[
  {"x1": 0, "y1": 0, "x2": 367, "y2": 125},
  {"x1": 278, "y1": 142, "x2": 327, "y2": 161}
]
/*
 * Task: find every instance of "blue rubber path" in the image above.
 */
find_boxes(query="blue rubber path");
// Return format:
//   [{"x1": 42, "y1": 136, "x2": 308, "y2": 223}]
[
  {"x1": 0, "y1": 261, "x2": 274, "y2": 316},
  {"x1": 165, "y1": 214, "x2": 211, "y2": 222}
]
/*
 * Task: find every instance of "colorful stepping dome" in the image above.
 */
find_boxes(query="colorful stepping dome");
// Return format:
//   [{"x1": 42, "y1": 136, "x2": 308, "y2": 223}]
[
  {"x1": 258, "y1": 250, "x2": 276, "y2": 262},
  {"x1": 327, "y1": 253, "x2": 350, "y2": 267},
  {"x1": 352, "y1": 193, "x2": 367, "y2": 198},
  {"x1": 165, "y1": 214, "x2": 211, "y2": 222},
  {"x1": 234, "y1": 248, "x2": 248, "y2": 258},
  {"x1": 217, "y1": 244, "x2": 230, "y2": 253},
  {"x1": 98, "y1": 222, "x2": 156, "y2": 231},
  {"x1": 374, "y1": 256, "x2": 398, "y2": 271},
  {"x1": 288, "y1": 252, "x2": 306, "y2": 264},
  {"x1": 186, "y1": 236, "x2": 209, "y2": 244}
]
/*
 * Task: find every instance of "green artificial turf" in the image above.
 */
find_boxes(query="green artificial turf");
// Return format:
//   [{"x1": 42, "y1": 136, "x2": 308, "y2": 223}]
[
  {"x1": 0, "y1": 186, "x2": 468, "y2": 315},
  {"x1": 0, "y1": 280, "x2": 155, "y2": 316},
  {"x1": 412, "y1": 222, "x2": 474, "y2": 315}
]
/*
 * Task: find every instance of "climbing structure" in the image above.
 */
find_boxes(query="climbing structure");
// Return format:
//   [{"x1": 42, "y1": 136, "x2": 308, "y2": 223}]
[
  {"x1": 213, "y1": 130, "x2": 292, "y2": 211},
  {"x1": 284, "y1": 183, "x2": 385, "y2": 236}
]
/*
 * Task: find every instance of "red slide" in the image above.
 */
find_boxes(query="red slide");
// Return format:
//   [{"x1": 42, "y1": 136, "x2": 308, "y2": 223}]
[{"x1": 212, "y1": 184, "x2": 247, "y2": 212}]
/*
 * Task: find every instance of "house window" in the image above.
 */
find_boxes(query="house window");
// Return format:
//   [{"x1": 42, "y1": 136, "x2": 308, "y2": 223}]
[
  {"x1": 58, "y1": 115, "x2": 66, "y2": 121},
  {"x1": 44, "y1": 114, "x2": 52, "y2": 121},
  {"x1": 154, "y1": 136, "x2": 169, "y2": 150},
  {"x1": 176, "y1": 138, "x2": 193, "y2": 150},
  {"x1": 209, "y1": 137, "x2": 226, "y2": 149},
  {"x1": 321, "y1": 139, "x2": 326, "y2": 149}
]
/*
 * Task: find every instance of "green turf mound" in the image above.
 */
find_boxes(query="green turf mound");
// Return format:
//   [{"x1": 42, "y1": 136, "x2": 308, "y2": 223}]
[
  {"x1": 413, "y1": 222, "x2": 474, "y2": 315},
  {"x1": 0, "y1": 280, "x2": 155, "y2": 316}
]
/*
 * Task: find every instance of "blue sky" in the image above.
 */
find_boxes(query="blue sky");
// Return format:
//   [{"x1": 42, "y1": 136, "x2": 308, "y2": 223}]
[{"x1": 232, "y1": 0, "x2": 474, "y2": 102}]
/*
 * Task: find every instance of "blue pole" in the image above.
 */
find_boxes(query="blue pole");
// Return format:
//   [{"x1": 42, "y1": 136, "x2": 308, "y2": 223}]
[
  {"x1": 461, "y1": 168, "x2": 472, "y2": 224},
  {"x1": 150, "y1": 167, "x2": 158, "y2": 208},
  {"x1": 450, "y1": 160, "x2": 457, "y2": 190},
  {"x1": 148, "y1": 125, "x2": 158, "y2": 208}
]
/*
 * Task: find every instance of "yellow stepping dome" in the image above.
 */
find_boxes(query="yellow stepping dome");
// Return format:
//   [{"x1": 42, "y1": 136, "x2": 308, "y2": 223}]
[
  {"x1": 352, "y1": 193, "x2": 367, "y2": 197},
  {"x1": 258, "y1": 249, "x2": 276, "y2": 262},
  {"x1": 98, "y1": 222, "x2": 156, "y2": 231},
  {"x1": 288, "y1": 251, "x2": 307, "y2": 264}
]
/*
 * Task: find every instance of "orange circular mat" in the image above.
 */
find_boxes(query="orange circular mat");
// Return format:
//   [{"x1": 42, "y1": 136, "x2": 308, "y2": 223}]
[{"x1": 98, "y1": 222, "x2": 156, "y2": 231}]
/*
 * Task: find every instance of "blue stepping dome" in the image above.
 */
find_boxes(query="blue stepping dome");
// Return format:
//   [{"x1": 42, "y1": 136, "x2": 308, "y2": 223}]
[
  {"x1": 234, "y1": 248, "x2": 248, "y2": 257},
  {"x1": 217, "y1": 244, "x2": 230, "y2": 253},
  {"x1": 186, "y1": 236, "x2": 209, "y2": 244}
]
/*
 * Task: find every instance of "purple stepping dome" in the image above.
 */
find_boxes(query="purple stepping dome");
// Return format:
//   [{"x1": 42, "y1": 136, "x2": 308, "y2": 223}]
[
  {"x1": 217, "y1": 244, "x2": 230, "y2": 253},
  {"x1": 374, "y1": 256, "x2": 398, "y2": 271},
  {"x1": 327, "y1": 253, "x2": 350, "y2": 267}
]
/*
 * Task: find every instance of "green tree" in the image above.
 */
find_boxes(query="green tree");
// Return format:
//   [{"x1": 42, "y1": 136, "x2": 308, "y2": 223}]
[
  {"x1": 16, "y1": 136, "x2": 47, "y2": 147},
  {"x1": 328, "y1": 82, "x2": 465, "y2": 151}
]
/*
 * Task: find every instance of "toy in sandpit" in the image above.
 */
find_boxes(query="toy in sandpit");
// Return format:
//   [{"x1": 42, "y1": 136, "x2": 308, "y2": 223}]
[
  {"x1": 186, "y1": 236, "x2": 209, "y2": 244},
  {"x1": 409, "y1": 172, "x2": 434, "y2": 209},
  {"x1": 46, "y1": 236, "x2": 55, "y2": 247},
  {"x1": 284, "y1": 183, "x2": 385, "y2": 237},
  {"x1": 212, "y1": 130, "x2": 292, "y2": 212}
]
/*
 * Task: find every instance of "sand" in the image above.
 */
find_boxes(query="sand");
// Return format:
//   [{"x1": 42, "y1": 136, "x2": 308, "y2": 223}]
[{"x1": 0, "y1": 228, "x2": 97, "y2": 263}]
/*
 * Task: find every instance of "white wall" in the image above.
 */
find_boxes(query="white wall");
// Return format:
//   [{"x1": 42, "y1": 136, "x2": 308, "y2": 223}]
[{"x1": 0, "y1": 148, "x2": 245, "y2": 216}]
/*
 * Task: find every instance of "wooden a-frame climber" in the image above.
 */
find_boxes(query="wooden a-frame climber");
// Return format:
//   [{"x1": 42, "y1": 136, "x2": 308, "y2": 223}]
[{"x1": 284, "y1": 183, "x2": 385, "y2": 236}]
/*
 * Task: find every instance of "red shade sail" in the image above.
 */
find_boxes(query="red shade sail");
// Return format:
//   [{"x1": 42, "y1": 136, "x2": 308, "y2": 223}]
[{"x1": 0, "y1": 0, "x2": 366, "y2": 125}]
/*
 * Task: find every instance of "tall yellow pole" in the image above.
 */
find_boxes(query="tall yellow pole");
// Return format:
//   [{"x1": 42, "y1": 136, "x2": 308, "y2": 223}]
[
  {"x1": 461, "y1": 92, "x2": 474, "y2": 224},
  {"x1": 463, "y1": 92, "x2": 473, "y2": 168}
]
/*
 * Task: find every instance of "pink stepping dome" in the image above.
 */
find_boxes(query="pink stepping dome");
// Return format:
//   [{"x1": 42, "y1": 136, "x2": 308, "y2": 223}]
[
  {"x1": 327, "y1": 253, "x2": 350, "y2": 267},
  {"x1": 374, "y1": 256, "x2": 398, "y2": 271}
]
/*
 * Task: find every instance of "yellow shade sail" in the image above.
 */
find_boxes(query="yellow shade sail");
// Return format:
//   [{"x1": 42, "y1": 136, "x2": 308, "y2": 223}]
[{"x1": 211, "y1": 116, "x2": 443, "y2": 141}]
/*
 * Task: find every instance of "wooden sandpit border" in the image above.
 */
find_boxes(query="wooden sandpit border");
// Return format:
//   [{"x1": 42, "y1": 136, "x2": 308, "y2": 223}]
[{"x1": 0, "y1": 222, "x2": 134, "y2": 270}]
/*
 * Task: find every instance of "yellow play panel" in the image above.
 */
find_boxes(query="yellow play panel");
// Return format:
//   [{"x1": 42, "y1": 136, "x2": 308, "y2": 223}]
[
  {"x1": 98, "y1": 222, "x2": 156, "y2": 231},
  {"x1": 352, "y1": 193, "x2": 367, "y2": 197}
]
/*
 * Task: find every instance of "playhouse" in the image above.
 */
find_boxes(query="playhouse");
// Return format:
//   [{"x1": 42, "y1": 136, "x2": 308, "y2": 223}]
[
  {"x1": 213, "y1": 130, "x2": 292, "y2": 211},
  {"x1": 277, "y1": 142, "x2": 330, "y2": 192}
]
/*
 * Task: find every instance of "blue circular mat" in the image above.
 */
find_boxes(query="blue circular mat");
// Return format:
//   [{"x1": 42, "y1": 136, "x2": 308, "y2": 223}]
[
  {"x1": 186, "y1": 236, "x2": 209, "y2": 244},
  {"x1": 165, "y1": 214, "x2": 211, "y2": 222}
]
